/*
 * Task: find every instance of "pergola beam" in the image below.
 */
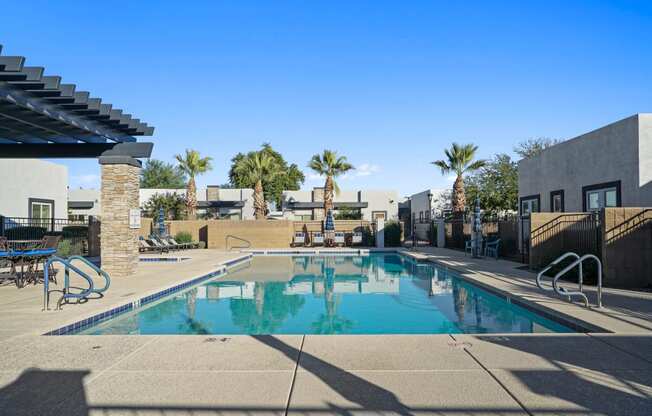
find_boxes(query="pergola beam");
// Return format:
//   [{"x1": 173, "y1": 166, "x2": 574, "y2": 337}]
[{"x1": 0, "y1": 141, "x2": 154, "y2": 158}]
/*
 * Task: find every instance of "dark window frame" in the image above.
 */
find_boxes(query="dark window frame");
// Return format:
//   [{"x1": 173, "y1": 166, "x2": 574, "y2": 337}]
[
  {"x1": 28, "y1": 198, "x2": 55, "y2": 219},
  {"x1": 373, "y1": 210, "x2": 388, "y2": 221},
  {"x1": 519, "y1": 194, "x2": 540, "y2": 216},
  {"x1": 582, "y1": 180, "x2": 621, "y2": 211},
  {"x1": 550, "y1": 189, "x2": 565, "y2": 213}
]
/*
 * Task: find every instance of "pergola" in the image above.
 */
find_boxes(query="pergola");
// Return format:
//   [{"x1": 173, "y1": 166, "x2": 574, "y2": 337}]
[{"x1": 0, "y1": 45, "x2": 155, "y2": 277}]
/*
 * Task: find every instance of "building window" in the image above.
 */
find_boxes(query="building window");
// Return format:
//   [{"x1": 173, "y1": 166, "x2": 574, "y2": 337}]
[
  {"x1": 29, "y1": 198, "x2": 54, "y2": 220},
  {"x1": 550, "y1": 190, "x2": 564, "y2": 213},
  {"x1": 373, "y1": 211, "x2": 387, "y2": 221},
  {"x1": 582, "y1": 181, "x2": 621, "y2": 211},
  {"x1": 419, "y1": 211, "x2": 424, "y2": 222},
  {"x1": 519, "y1": 195, "x2": 540, "y2": 216}
]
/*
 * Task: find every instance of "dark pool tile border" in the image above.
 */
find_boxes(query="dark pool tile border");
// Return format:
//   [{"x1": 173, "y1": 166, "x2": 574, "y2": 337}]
[
  {"x1": 401, "y1": 253, "x2": 608, "y2": 334},
  {"x1": 44, "y1": 254, "x2": 253, "y2": 336},
  {"x1": 139, "y1": 257, "x2": 191, "y2": 263}
]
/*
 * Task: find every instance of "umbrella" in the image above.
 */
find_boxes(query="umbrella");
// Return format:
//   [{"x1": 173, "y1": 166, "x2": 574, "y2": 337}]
[
  {"x1": 324, "y1": 209, "x2": 335, "y2": 231},
  {"x1": 158, "y1": 208, "x2": 166, "y2": 236}
]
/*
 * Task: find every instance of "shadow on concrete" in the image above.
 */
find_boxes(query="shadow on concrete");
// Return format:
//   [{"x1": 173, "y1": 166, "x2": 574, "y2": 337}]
[
  {"x1": 472, "y1": 334, "x2": 652, "y2": 415},
  {"x1": 253, "y1": 334, "x2": 413, "y2": 415}
]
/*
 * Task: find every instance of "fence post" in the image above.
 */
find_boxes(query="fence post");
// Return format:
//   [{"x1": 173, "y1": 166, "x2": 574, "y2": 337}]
[{"x1": 0, "y1": 215, "x2": 4, "y2": 237}]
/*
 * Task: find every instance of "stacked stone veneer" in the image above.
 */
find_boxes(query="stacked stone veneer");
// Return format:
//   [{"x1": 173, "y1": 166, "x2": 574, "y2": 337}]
[{"x1": 101, "y1": 163, "x2": 140, "y2": 278}]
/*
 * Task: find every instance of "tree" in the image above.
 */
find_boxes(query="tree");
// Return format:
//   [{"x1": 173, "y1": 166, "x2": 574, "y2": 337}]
[
  {"x1": 513, "y1": 137, "x2": 561, "y2": 159},
  {"x1": 432, "y1": 143, "x2": 486, "y2": 214},
  {"x1": 334, "y1": 206, "x2": 362, "y2": 220},
  {"x1": 228, "y1": 143, "x2": 305, "y2": 207},
  {"x1": 233, "y1": 151, "x2": 281, "y2": 219},
  {"x1": 143, "y1": 192, "x2": 187, "y2": 220},
  {"x1": 308, "y1": 150, "x2": 354, "y2": 214},
  {"x1": 464, "y1": 153, "x2": 518, "y2": 216},
  {"x1": 140, "y1": 159, "x2": 187, "y2": 189},
  {"x1": 174, "y1": 149, "x2": 213, "y2": 219}
]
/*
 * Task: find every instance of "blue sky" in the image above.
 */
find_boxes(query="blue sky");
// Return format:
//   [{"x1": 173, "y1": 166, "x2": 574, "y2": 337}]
[{"x1": 2, "y1": 1, "x2": 651, "y2": 196}]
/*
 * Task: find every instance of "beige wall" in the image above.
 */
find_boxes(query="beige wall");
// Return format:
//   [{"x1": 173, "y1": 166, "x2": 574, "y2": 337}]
[
  {"x1": 167, "y1": 220, "x2": 208, "y2": 243},
  {"x1": 207, "y1": 220, "x2": 294, "y2": 249},
  {"x1": 602, "y1": 208, "x2": 652, "y2": 287},
  {"x1": 293, "y1": 220, "x2": 371, "y2": 233}
]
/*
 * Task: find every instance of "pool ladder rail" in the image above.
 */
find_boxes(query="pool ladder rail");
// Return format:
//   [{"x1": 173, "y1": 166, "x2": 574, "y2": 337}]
[
  {"x1": 536, "y1": 251, "x2": 603, "y2": 309},
  {"x1": 43, "y1": 255, "x2": 111, "y2": 311}
]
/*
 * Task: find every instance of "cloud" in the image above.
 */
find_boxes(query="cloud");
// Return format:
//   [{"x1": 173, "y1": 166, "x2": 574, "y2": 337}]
[{"x1": 354, "y1": 163, "x2": 380, "y2": 177}]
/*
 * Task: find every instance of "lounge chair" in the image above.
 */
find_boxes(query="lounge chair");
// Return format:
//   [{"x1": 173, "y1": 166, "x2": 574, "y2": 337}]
[
  {"x1": 352, "y1": 232, "x2": 363, "y2": 246},
  {"x1": 147, "y1": 236, "x2": 170, "y2": 253},
  {"x1": 334, "y1": 232, "x2": 345, "y2": 247},
  {"x1": 139, "y1": 238, "x2": 160, "y2": 253},
  {"x1": 168, "y1": 237, "x2": 198, "y2": 249},
  {"x1": 154, "y1": 236, "x2": 181, "y2": 251},
  {"x1": 312, "y1": 232, "x2": 324, "y2": 247},
  {"x1": 484, "y1": 238, "x2": 501, "y2": 260},
  {"x1": 293, "y1": 232, "x2": 306, "y2": 247}
]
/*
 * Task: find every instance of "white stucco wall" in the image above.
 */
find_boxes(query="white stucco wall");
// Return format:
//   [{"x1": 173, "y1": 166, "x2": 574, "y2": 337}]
[
  {"x1": 0, "y1": 159, "x2": 68, "y2": 218},
  {"x1": 360, "y1": 190, "x2": 399, "y2": 221},
  {"x1": 139, "y1": 188, "x2": 189, "y2": 207},
  {"x1": 410, "y1": 189, "x2": 451, "y2": 221}
]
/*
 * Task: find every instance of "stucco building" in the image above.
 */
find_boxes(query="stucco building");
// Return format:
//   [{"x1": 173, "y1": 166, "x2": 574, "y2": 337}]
[{"x1": 518, "y1": 114, "x2": 652, "y2": 214}]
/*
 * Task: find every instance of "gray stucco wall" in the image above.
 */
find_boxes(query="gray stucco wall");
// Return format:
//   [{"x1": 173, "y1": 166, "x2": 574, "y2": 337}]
[
  {"x1": 0, "y1": 159, "x2": 68, "y2": 218},
  {"x1": 518, "y1": 114, "x2": 652, "y2": 212}
]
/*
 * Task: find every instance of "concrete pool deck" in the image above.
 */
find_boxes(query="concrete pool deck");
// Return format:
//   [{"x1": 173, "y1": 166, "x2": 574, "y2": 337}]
[{"x1": 1, "y1": 248, "x2": 651, "y2": 415}]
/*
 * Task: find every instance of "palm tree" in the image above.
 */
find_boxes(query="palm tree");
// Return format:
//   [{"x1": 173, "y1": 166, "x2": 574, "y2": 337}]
[
  {"x1": 234, "y1": 151, "x2": 280, "y2": 219},
  {"x1": 432, "y1": 143, "x2": 485, "y2": 214},
  {"x1": 308, "y1": 150, "x2": 354, "y2": 214},
  {"x1": 175, "y1": 149, "x2": 213, "y2": 219}
]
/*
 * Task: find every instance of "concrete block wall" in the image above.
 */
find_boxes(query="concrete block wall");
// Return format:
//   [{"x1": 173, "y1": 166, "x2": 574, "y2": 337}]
[
  {"x1": 602, "y1": 207, "x2": 652, "y2": 287},
  {"x1": 207, "y1": 220, "x2": 294, "y2": 249}
]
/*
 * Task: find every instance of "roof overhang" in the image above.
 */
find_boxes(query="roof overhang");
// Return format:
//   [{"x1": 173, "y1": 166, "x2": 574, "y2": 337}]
[
  {"x1": 0, "y1": 45, "x2": 154, "y2": 156},
  {"x1": 68, "y1": 201, "x2": 95, "y2": 209},
  {"x1": 288, "y1": 202, "x2": 368, "y2": 209},
  {"x1": 197, "y1": 201, "x2": 245, "y2": 209}
]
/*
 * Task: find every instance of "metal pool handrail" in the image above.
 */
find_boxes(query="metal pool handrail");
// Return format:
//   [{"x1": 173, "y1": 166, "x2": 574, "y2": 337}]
[
  {"x1": 226, "y1": 235, "x2": 251, "y2": 251},
  {"x1": 68, "y1": 255, "x2": 111, "y2": 295},
  {"x1": 536, "y1": 252, "x2": 581, "y2": 291},
  {"x1": 552, "y1": 254, "x2": 603, "y2": 309},
  {"x1": 43, "y1": 256, "x2": 94, "y2": 310}
]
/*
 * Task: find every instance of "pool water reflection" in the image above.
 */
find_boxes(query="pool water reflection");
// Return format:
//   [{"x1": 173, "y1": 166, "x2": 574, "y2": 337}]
[{"x1": 84, "y1": 253, "x2": 573, "y2": 335}]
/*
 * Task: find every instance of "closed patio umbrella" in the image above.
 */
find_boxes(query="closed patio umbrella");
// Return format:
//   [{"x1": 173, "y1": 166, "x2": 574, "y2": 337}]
[
  {"x1": 158, "y1": 208, "x2": 166, "y2": 236},
  {"x1": 324, "y1": 209, "x2": 335, "y2": 231}
]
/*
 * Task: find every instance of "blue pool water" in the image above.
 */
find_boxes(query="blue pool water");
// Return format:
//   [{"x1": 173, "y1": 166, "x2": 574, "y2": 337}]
[{"x1": 83, "y1": 253, "x2": 573, "y2": 335}]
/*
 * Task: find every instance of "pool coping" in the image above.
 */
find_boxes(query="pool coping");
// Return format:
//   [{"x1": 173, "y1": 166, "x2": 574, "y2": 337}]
[{"x1": 43, "y1": 253, "x2": 253, "y2": 335}]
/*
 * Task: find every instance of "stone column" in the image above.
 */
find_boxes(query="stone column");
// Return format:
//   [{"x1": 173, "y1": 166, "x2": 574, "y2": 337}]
[{"x1": 99, "y1": 156, "x2": 141, "y2": 278}]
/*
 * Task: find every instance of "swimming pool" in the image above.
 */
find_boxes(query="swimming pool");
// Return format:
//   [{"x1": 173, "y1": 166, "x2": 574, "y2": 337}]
[{"x1": 80, "y1": 253, "x2": 573, "y2": 335}]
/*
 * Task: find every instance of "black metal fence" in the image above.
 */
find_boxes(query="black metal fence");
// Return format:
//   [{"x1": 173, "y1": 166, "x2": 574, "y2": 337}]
[
  {"x1": 0, "y1": 216, "x2": 90, "y2": 256},
  {"x1": 443, "y1": 214, "x2": 522, "y2": 261}
]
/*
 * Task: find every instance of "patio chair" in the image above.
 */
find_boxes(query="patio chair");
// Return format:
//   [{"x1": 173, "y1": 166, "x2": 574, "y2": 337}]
[
  {"x1": 334, "y1": 232, "x2": 345, "y2": 247},
  {"x1": 312, "y1": 232, "x2": 324, "y2": 247},
  {"x1": 352, "y1": 232, "x2": 363, "y2": 246},
  {"x1": 484, "y1": 238, "x2": 501, "y2": 260},
  {"x1": 465, "y1": 237, "x2": 483, "y2": 256},
  {"x1": 293, "y1": 232, "x2": 306, "y2": 247}
]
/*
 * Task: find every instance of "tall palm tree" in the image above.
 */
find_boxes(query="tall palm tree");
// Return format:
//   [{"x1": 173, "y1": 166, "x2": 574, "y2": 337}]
[
  {"x1": 308, "y1": 150, "x2": 354, "y2": 214},
  {"x1": 175, "y1": 149, "x2": 213, "y2": 219},
  {"x1": 432, "y1": 143, "x2": 485, "y2": 214},
  {"x1": 234, "y1": 151, "x2": 280, "y2": 219}
]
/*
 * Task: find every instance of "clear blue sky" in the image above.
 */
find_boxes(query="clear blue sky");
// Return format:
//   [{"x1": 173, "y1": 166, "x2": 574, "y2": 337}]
[{"x1": 2, "y1": 0, "x2": 651, "y2": 196}]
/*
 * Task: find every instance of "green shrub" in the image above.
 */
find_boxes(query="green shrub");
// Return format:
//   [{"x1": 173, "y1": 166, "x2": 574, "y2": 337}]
[
  {"x1": 361, "y1": 226, "x2": 375, "y2": 246},
  {"x1": 175, "y1": 231, "x2": 193, "y2": 244},
  {"x1": 384, "y1": 221, "x2": 402, "y2": 247},
  {"x1": 62, "y1": 225, "x2": 88, "y2": 238},
  {"x1": 5, "y1": 226, "x2": 46, "y2": 240}
]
